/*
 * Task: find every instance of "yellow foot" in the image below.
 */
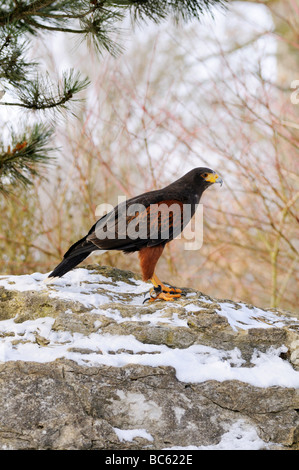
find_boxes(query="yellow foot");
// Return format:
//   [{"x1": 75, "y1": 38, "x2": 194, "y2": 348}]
[
  {"x1": 151, "y1": 274, "x2": 182, "y2": 295},
  {"x1": 159, "y1": 284, "x2": 182, "y2": 294},
  {"x1": 143, "y1": 285, "x2": 182, "y2": 303}
]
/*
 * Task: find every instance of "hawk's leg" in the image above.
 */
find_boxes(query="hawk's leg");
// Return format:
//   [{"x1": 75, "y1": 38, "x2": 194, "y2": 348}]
[{"x1": 138, "y1": 246, "x2": 182, "y2": 303}]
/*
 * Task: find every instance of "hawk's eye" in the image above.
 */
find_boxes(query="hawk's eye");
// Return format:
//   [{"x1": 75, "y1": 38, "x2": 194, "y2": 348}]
[{"x1": 202, "y1": 173, "x2": 208, "y2": 178}]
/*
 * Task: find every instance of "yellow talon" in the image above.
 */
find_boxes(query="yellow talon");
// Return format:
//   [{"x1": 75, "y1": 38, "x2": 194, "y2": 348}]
[
  {"x1": 143, "y1": 273, "x2": 183, "y2": 303},
  {"x1": 151, "y1": 274, "x2": 182, "y2": 294},
  {"x1": 148, "y1": 290, "x2": 182, "y2": 302}
]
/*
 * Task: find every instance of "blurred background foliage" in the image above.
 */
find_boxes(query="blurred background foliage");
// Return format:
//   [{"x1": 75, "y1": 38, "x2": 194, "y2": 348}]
[{"x1": 0, "y1": 0, "x2": 298, "y2": 313}]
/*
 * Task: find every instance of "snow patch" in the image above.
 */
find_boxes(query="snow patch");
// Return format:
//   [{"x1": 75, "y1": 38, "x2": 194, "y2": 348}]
[
  {"x1": 218, "y1": 302, "x2": 289, "y2": 331},
  {"x1": 113, "y1": 428, "x2": 154, "y2": 443},
  {"x1": 164, "y1": 420, "x2": 269, "y2": 450}
]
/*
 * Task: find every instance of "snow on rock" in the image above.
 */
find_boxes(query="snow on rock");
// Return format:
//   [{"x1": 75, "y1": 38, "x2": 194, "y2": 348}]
[
  {"x1": 113, "y1": 427, "x2": 154, "y2": 443},
  {"x1": 164, "y1": 420, "x2": 269, "y2": 450},
  {"x1": 0, "y1": 265, "x2": 299, "y2": 450}
]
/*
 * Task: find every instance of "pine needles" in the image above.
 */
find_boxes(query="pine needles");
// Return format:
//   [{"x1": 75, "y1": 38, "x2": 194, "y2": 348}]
[
  {"x1": 0, "y1": 124, "x2": 55, "y2": 194},
  {"x1": 0, "y1": 0, "x2": 226, "y2": 194}
]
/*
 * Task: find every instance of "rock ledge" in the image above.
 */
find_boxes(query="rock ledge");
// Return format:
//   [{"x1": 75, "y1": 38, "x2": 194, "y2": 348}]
[{"x1": 0, "y1": 265, "x2": 298, "y2": 450}]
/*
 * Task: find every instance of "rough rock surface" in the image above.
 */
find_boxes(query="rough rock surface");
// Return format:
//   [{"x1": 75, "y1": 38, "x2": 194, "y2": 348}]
[{"x1": 0, "y1": 265, "x2": 298, "y2": 450}]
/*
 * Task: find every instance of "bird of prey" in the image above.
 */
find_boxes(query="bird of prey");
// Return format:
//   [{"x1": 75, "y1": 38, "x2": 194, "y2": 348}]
[{"x1": 45, "y1": 167, "x2": 223, "y2": 302}]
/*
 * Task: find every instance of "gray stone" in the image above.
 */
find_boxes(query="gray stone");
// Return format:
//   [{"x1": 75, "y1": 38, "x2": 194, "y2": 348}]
[{"x1": 0, "y1": 265, "x2": 298, "y2": 450}]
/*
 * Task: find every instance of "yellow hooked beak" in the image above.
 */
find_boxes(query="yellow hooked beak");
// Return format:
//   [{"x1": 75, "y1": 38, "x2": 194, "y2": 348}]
[{"x1": 204, "y1": 173, "x2": 223, "y2": 186}]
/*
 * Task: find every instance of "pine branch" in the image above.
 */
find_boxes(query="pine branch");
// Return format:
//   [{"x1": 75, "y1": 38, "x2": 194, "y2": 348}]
[
  {"x1": 0, "y1": 124, "x2": 55, "y2": 194},
  {"x1": 117, "y1": 0, "x2": 227, "y2": 24},
  {"x1": 0, "y1": 0, "x2": 226, "y2": 194},
  {"x1": 0, "y1": 1, "x2": 227, "y2": 54},
  {"x1": 0, "y1": 69, "x2": 90, "y2": 111},
  {"x1": 0, "y1": 0, "x2": 226, "y2": 102},
  {"x1": 0, "y1": 30, "x2": 35, "y2": 86}
]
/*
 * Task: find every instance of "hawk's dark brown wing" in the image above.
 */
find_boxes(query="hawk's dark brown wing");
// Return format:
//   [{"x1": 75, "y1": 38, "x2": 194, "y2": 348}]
[{"x1": 87, "y1": 199, "x2": 186, "y2": 252}]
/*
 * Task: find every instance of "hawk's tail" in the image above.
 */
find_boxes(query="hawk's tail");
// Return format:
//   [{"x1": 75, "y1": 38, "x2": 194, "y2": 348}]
[{"x1": 45, "y1": 236, "x2": 96, "y2": 283}]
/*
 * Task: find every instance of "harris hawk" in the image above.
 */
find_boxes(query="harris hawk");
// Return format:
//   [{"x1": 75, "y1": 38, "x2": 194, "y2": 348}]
[{"x1": 45, "y1": 167, "x2": 223, "y2": 302}]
